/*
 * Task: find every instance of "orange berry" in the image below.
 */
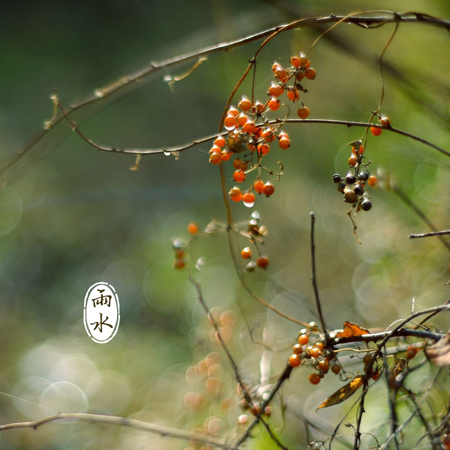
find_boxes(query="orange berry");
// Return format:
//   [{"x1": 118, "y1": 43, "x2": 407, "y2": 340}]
[
  {"x1": 368, "y1": 175, "x2": 378, "y2": 187},
  {"x1": 254, "y1": 180, "x2": 264, "y2": 194},
  {"x1": 297, "y1": 106, "x2": 310, "y2": 119},
  {"x1": 233, "y1": 159, "x2": 247, "y2": 171},
  {"x1": 331, "y1": 363, "x2": 341, "y2": 374},
  {"x1": 188, "y1": 222, "x2": 199, "y2": 235},
  {"x1": 298, "y1": 52, "x2": 309, "y2": 67},
  {"x1": 262, "y1": 182, "x2": 275, "y2": 197},
  {"x1": 371, "y1": 371, "x2": 381, "y2": 381},
  {"x1": 209, "y1": 145, "x2": 221, "y2": 155},
  {"x1": 305, "y1": 68, "x2": 316, "y2": 80},
  {"x1": 405, "y1": 346, "x2": 418, "y2": 360},
  {"x1": 271, "y1": 62, "x2": 281, "y2": 72},
  {"x1": 241, "y1": 247, "x2": 252, "y2": 259},
  {"x1": 228, "y1": 187, "x2": 243, "y2": 202},
  {"x1": 315, "y1": 342, "x2": 324, "y2": 351},
  {"x1": 257, "y1": 143, "x2": 270, "y2": 155},
  {"x1": 261, "y1": 128, "x2": 275, "y2": 142},
  {"x1": 308, "y1": 373, "x2": 321, "y2": 385},
  {"x1": 253, "y1": 101, "x2": 265, "y2": 114},
  {"x1": 274, "y1": 67, "x2": 287, "y2": 81},
  {"x1": 174, "y1": 259, "x2": 186, "y2": 269},
  {"x1": 289, "y1": 354, "x2": 301, "y2": 367},
  {"x1": 268, "y1": 96, "x2": 280, "y2": 111},
  {"x1": 298, "y1": 334, "x2": 309, "y2": 346},
  {"x1": 318, "y1": 360, "x2": 329, "y2": 373},
  {"x1": 175, "y1": 249, "x2": 185, "y2": 259},
  {"x1": 209, "y1": 153, "x2": 221, "y2": 165},
  {"x1": 380, "y1": 115, "x2": 391, "y2": 126},
  {"x1": 243, "y1": 121, "x2": 255, "y2": 134},
  {"x1": 293, "y1": 343, "x2": 302, "y2": 355},
  {"x1": 238, "y1": 96, "x2": 252, "y2": 112},
  {"x1": 233, "y1": 170, "x2": 246, "y2": 183},
  {"x1": 310, "y1": 347, "x2": 322, "y2": 359},
  {"x1": 237, "y1": 114, "x2": 249, "y2": 127},
  {"x1": 295, "y1": 71, "x2": 305, "y2": 81},
  {"x1": 359, "y1": 145, "x2": 365, "y2": 154},
  {"x1": 268, "y1": 83, "x2": 284, "y2": 97},
  {"x1": 220, "y1": 150, "x2": 232, "y2": 162},
  {"x1": 370, "y1": 126, "x2": 382, "y2": 136},
  {"x1": 214, "y1": 136, "x2": 226, "y2": 148},
  {"x1": 224, "y1": 115, "x2": 236, "y2": 129},
  {"x1": 348, "y1": 156, "x2": 357, "y2": 167},
  {"x1": 290, "y1": 55, "x2": 301, "y2": 68},
  {"x1": 287, "y1": 89, "x2": 300, "y2": 102},
  {"x1": 242, "y1": 192, "x2": 255, "y2": 207},
  {"x1": 227, "y1": 106, "x2": 239, "y2": 117},
  {"x1": 256, "y1": 256, "x2": 269, "y2": 269},
  {"x1": 278, "y1": 137, "x2": 290, "y2": 150}
]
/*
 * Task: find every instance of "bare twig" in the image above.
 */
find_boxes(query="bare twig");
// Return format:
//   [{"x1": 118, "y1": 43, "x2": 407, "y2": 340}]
[
  {"x1": 409, "y1": 230, "x2": 450, "y2": 239},
  {"x1": 0, "y1": 413, "x2": 234, "y2": 450},
  {"x1": 392, "y1": 184, "x2": 450, "y2": 253},
  {"x1": 310, "y1": 212, "x2": 329, "y2": 343},
  {"x1": 3, "y1": 12, "x2": 450, "y2": 181}
]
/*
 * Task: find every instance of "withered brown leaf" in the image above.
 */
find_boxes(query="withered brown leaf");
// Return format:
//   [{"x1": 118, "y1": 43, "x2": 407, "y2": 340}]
[
  {"x1": 425, "y1": 331, "x2": 450, "y2": 367},
  {"x1": 336, "y1": 322, "x2": 369, "y2": 339},
  {"x1": 317, "y1": 375, "x2": 365, "y2": 410}
]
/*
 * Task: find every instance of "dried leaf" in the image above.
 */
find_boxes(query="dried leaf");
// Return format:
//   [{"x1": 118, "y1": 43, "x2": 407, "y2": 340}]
[
  {"x1": 425, "y1": 331, "x2": 450, "y2": 366},
  {"x1": 336, "y1": 321, "x2": 369, "y2": 339},
  {"x1": 317, "y1": 375, "x2": 365, "y2": 410}
]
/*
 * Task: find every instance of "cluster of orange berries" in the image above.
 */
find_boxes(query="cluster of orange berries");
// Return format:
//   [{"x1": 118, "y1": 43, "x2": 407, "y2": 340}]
[
  {"x1": 370, "y1": 114, "x2": 391, "y2": 137},
  {"x1": 237, "y1": 382, "x2": 273, "y2": 422},
  {"x1": 208, "y1": 51, "x2": 316, "y2": 208},
  {"x1": 172, "y1": 222, "x2": 199, "y2": 269},
  {"x1": 239, "y1": 211, "x2": 270, "y2": 271},
  {"x1": 333, "y1": 144, "x2": 378, "y2": 212},
  {"x1": 288, "y1": 325, "x2": 341, "y2": 385}
]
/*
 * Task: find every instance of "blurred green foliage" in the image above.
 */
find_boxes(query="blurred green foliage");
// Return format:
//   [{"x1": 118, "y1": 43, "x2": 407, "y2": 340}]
[{"x1": 1, "y1": 1, "x2": 450, "y2": 449}]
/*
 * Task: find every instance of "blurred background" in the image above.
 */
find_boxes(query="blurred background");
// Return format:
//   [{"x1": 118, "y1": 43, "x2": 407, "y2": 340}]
[{"x1": 1, "y1": 1, "x2": 450, "y2": 448}]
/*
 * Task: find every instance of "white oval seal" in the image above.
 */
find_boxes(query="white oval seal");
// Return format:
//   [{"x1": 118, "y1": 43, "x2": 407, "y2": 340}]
[{"x1": 84, "y1": 282, "x2": 120, "y2": 344}]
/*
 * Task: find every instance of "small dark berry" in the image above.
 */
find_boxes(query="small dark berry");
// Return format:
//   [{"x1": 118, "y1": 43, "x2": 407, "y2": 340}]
[
  {"x1": 333, "y1": 174, "x2": 342, "y2": 184},
  {"x1": 344, "y1": 189, "x2": 357, "y2": 204},
  {"x1": 361, "y1": 199, "x2": 372, "y2": 211},
  {"x1": 345, "y1": 173, "x2": 356, "y2": 184},
  {"x1": 353, "y1": 184, "x2": 365, "y2": 196},
  {"x1": 359, "y1": 172, "x2": 369, "y2": 182},
  {"x1": 337, "y1": 181, "x2": 346, "y2": 193}
]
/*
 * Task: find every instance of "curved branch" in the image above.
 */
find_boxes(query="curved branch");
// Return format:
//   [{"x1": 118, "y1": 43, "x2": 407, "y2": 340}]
[
  {"x1": 0, "y1": 413, "x2": 235, "y2": 450},
  {"x1": 2, "y1": 12, "x2": 450, "y2": 178}
]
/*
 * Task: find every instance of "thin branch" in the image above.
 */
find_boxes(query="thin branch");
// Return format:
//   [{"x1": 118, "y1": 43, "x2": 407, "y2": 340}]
[
  {"x1": 310, "y1": 212, "x2": 329, "y2": 343},
  {"x1": 189, "y1": 276, "x2": 254, "y2": 408},
  {"x1": 333, "y1": 328, "x2": 444, "y2": 345},
  {"x1": 409, "y1": 230, "x2": 450, "y2": 239},
  {"x1": 392, "y1": 184, "x2": 450, "y2": 253},
  {"x1": 3, "y1": 12, "x2": 450, "y2": 179},
  {"x1": 0, "y1": 413, "x2": 234, "y2": 450},
  {"x1": 233, "y1": 364, "x2": 292, "y2": 448}
]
